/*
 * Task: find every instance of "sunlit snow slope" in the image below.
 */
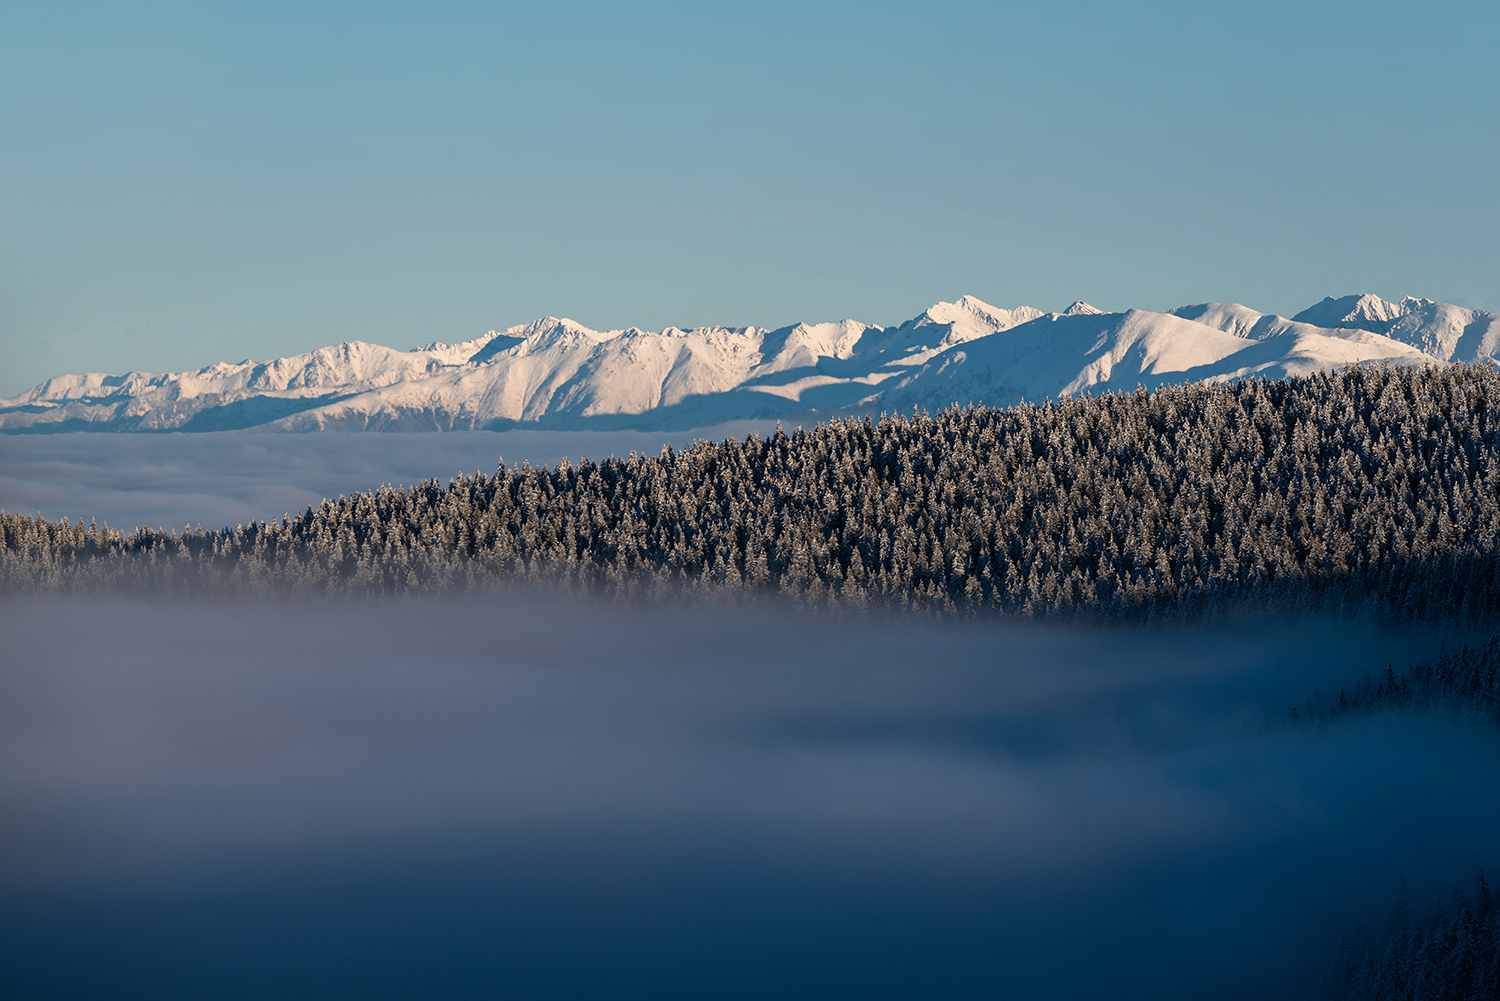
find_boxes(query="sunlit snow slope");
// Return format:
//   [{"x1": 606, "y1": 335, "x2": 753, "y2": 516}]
[{"x1": 2, "y1": 294, "x2": 1488, "y2": 432}]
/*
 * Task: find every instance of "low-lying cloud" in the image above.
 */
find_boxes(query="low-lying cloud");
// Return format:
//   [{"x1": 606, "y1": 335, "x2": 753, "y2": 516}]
[
  {"x1": 1, "y1": 595, "x2": 1495, "y2": 999},
  {"x1": 0, "y1": 425, "x2": 778, "y2": 531}
]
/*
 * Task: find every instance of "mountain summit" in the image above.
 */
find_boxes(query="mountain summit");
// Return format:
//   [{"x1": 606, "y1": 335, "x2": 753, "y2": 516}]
[
  {"x1": 1294, "y1": 293, "x2": 1412, "y2": 332},
  {"x1": 4, "y1": 294, "x2": 1495, "y2": 433}
]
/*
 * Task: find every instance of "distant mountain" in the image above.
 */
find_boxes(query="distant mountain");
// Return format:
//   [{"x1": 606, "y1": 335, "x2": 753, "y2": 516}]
[
  {"x1": 3, "y1": 294, "x2": 1493, "y2": 433},
  {"x1": 1293, "y1": 294, "x2": 1500, "y2": 362}
]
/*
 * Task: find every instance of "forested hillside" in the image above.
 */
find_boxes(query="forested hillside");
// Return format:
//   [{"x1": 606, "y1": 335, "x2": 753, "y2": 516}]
[
  {"x1": 1296, "y1": 641, "x2": 1500, "y2": 999},
  {"x1": 1321, "y1": 872, "x2": 1500, "y2": 1001},
  {"x1": 7, "y1": 364, "x2": 1500, "y2": 623},
  {"x1": 1292, "y1": 640, "x2": 1500, "y2": 727}
]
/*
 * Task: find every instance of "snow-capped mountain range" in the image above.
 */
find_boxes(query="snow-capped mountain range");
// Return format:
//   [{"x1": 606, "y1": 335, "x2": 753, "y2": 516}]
[{"x1": 5, "y1": 293, "x2": 1497, "y2": 433}]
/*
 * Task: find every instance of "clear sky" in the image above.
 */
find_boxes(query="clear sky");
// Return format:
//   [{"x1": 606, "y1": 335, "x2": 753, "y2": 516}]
[{"x1": 2, "y1": 0, "x2": 1497, "y2": 396}]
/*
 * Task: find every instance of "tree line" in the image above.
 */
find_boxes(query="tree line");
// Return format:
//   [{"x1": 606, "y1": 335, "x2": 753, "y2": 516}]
[
  {"x1": 6, "y1": 363, "x2": 1500, "y2": 623},
  {"x1": 1291, "y1": 639, "x2": 1500, "y2": 726},
  {"x1": 1321, "y1": 872, "x2": 1500, "y2": 1001},
  {"x1": 1294, "y1": 639, "x2": 1500, "y2": 999}
]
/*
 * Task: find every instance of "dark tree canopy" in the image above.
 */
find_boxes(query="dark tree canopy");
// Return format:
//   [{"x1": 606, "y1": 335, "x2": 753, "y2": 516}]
[
  {"x1": 1322, "y1": 872, "x2": 1500, "y2": 1001},
  {"x1": 1292, "y1": 640, "x2": 1500, "y2": 727}
]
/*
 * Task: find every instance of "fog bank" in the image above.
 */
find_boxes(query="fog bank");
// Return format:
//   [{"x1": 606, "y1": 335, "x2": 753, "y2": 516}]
[{"x1": 0, "y1": 597, "x2": 1495, "y2": 999}]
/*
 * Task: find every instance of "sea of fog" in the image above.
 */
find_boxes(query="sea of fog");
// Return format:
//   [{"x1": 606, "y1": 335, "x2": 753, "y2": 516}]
[
  {"x1": 2, "y1": 595, "x2": 1497, "y2": 1000},
  {"x1": 0, "y1": 425, "x2": 780, "y2": 531}
]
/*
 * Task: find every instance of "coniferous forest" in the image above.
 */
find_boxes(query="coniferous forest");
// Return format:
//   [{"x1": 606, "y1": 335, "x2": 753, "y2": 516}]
[
  {"x1": 1320, "y1": 871, "x2": 1500, "y2": 1001},
  {"x1": 7, "y1": 363, "x2": 1500, "y2": 625},
  {"x1": 1292, "y1": 640, "x2": 1500, "y2": 727},
  {"x1": 1294, "y1": 641, "x2": 1500, "y2": 999}
]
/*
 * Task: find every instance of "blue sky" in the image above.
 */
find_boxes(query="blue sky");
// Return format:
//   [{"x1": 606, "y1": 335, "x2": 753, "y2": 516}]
[{"x1": 2, "y1": 0, "x2": 1497, "y2": 394}]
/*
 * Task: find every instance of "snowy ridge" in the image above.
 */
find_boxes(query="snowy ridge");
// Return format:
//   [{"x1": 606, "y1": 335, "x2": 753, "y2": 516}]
[
  {"x1": 1292, "y1": 294, "x2": 1500, "y2": 362},
  {"x1": 3, "y1": 294, "x2": 1494, "y2": 432}
]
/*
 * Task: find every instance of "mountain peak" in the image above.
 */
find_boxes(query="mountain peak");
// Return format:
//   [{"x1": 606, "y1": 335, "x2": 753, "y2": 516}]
[
  {"x1": 914, "y1": 296, "x2": 1045, "y2": 342},
  {"x1": 1062, "y1": 301, "x2": 1103, "y2": 316},
  {"x1": 1292, "y1": 293, "x2": 1407, "y2": 333},
  {"x1": 919, "y1": 295, "x2": 1004, "y2": 322}
]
